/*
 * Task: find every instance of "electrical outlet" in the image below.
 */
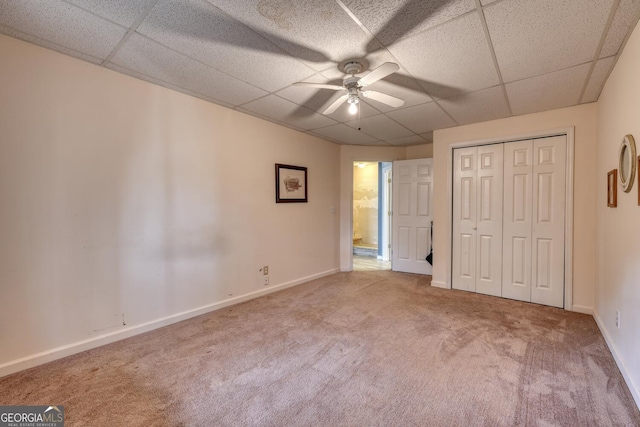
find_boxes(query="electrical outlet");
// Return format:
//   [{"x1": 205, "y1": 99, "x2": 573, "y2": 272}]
[
  {"x1": 263, "y1": 266, "x2": 269, "y2": 275},
  {"x1": 263, "y1": 276, "x2": 269, "y2": 286},
  {"x1": 616, "y1": 311, "x2": 620, "y2": 328}
]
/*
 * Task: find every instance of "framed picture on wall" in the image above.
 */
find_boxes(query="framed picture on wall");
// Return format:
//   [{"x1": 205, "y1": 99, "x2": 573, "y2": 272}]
[
  {"x1": 608, "y1": 169, "x2": 617, "y2": 208},
  {"x1": 275, "y1": 164, "x2": 307, "y2": 203}
]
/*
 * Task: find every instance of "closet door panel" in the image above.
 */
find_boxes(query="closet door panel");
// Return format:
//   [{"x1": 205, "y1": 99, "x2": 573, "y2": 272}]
[
  {"x1": 502, "y1": 140, "x2": 533, "y2": 302},
  {"x1": 475, "y1": 144, "x2": 503, "y2": 297},
  {"x1": 531, "y1": 136, "x2": 566, "y2": 307},
  {"x1": 452, "y1": 148, "x2": 477, "y2": 291}
]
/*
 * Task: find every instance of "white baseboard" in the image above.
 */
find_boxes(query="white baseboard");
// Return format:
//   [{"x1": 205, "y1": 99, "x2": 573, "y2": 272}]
[
  {"x1": 431, "y1": 280, "x2": 448, "y2": 289},
  {"x1": 593, "y1": 311, "x2": 640, "y2": 410},
  {"x1": 0, "y1": 268, "x2": 340, "y2": 379},
  {"x1": 571, "y1": 305, "x2": 594, "y2": 315}
]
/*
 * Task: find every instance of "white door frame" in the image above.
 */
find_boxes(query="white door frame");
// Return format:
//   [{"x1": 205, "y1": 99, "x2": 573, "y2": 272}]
[
  {"x1": 381, "y1": 164, "x2": 393, "y2": 261},
  {"x1": 444, "y1": 127, "x2": 575, "y2": 311}
]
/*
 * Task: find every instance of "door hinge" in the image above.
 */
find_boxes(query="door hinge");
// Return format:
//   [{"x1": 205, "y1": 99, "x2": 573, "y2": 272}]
[{"x1": 388, "y1": 178, "x2": 391, "y2": 184}]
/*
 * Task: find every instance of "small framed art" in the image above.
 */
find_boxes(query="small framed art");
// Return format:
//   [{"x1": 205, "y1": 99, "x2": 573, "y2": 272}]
[
  {"x1": 607, "y1": 169, "x2": 617, "y2": 208},
  {"x1": 275, "y1": 164, "x2": 307, "y2": 203}
]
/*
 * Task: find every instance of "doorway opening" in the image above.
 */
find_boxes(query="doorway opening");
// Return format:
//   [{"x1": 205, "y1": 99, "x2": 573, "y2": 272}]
[{"x1": 352, "y1": 161, "x2": 392, "y2": 271}]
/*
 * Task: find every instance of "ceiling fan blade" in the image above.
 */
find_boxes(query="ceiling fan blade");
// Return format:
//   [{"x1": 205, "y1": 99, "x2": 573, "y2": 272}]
[
  {"x1": 293, "y1": 82, "x2": 346, "y2": 91},
  {"x1": 362, "y1": 90, "x2": 405, "y2": 108},
  {"x1": 323, "y1": 94, "x2": 349, "y2": 115},
  {"x1": 359, "y1": 62, "x2": 400, "y2": 86}
]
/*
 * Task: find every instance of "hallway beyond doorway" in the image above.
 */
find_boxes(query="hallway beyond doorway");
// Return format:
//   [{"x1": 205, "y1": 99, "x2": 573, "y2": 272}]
[{"x1": 353, "y1": 255, "x2": 391, "y2": 271}]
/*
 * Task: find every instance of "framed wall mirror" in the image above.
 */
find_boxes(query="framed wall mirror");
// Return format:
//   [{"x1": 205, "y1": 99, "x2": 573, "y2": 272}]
[{"x1": 618, "y1": 134, "x2": 637, "y2": 193}]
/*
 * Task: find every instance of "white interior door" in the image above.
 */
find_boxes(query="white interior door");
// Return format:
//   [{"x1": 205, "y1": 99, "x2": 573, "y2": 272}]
[
  {"x1": 531, "y1": 136, "x2": 566, "y2": 308},
  {"x1": 452, "y1": 145, "x2": 503, "y2": 295},
  {"x1": 392, "y1": 159, "x2": 432, "y2": 274}
]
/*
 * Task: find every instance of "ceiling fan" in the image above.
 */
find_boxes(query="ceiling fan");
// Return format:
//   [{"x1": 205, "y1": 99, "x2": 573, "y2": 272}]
[{"x1": 293, "y1": 60, "x2": 405, "y2": 116}]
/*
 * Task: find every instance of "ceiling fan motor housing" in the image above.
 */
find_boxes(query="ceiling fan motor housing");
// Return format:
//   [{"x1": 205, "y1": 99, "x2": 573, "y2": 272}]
[{"x1": 342, "y1": 60, "x2": 365, "y2": 75}]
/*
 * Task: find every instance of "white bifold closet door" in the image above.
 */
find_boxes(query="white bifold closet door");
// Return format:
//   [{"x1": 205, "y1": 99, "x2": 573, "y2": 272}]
[
  {"x1": 452, "y1": 136, "x2": 566, "y2": 308},
  {"x1": 502, "y1": 136, "x2": 566, "y2": 308},
  {"x1": 452, "y1": 144, "x2": 504, "y2": 296}
]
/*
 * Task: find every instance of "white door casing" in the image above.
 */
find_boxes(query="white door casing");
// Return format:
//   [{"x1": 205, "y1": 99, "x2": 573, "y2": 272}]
[{"x1": 392, "y1": 159, "x2": 433, "y2": 275}]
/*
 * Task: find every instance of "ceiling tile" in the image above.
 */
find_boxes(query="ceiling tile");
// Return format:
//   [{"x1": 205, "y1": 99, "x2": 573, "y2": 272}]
[
  {"x1": 206, "y1": 0, "x2": 377, "y2": 71},
  {"x1": 506, "y1": 63, "x2": 591, "y2": 116},
  {"x1": 345, "y1": 114, "x2": 414, "y2": 140},
  {"x1": 439, "y1": 85, "x2": 510, "y2": 125},
  {"x1": 485, "y1": 0, "x2": 612, "y2": 82},
  {"x1": 0, "y1": 24, "x2": 103, "y2": 64},
  {"x1": 65, "y1": 0, "x2": 156, "y2": 27},
  {"x1": 107, "y1": 62, "x2": 234, "y2": 109},
  {"x1": 600, "y1": 0, "x2": 640, "y2": 58},
  {"x1": 109, "y1": 33, "x2": 267, "y2": 106},
  {"x1": 275, "y1": 74, "x2": 343, "y2": 109},
  {"x1": 420, "y1": 131, "x2": 434, "y2": 143},
  {"x1": 386, "y1": 102, "x2": 456, "y2": 134},
  {"x1": 0, "y1": 0, "x2": 127, "y2": 60},
  {"x1": 239, "y1": 95, "x2": 338, "y2": 130},
  {"x1": 137, "y1": 0, "x2": 315, "y2": 92},
  {"x1": 385, "y1": 135, "x2": 427, "y2": 146},
  {"x1": 582, "y1": 56, "x2": 616, "y2": 103},
  {"x1": 388, "y1": 12, "x2": 500, "y2": 99},
  {"x1": 310, "y1": 124, "x2": 378, "y2": 145},
  {"x1": 344, "y1": 0, "x2": 476, "y2": 46}
]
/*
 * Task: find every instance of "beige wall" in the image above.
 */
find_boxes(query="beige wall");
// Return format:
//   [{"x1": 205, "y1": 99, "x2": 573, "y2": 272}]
[
  {"x1": 0, "y1": 35, "x2": 340, "y2": 375},
  {"x1": 406, "y1": 143, "x2": 433, "y2": 159},
  {"x1": 432, "y1": 103, "x2": 598, "y2": 313},
  {"x1": 595, "y1": 21, "x2": 640, "y2": 405}
]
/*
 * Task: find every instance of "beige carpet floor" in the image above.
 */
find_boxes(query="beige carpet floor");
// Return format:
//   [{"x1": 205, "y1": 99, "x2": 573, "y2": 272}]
[{"x1": 1, "y1": 271, "x2": 639, "y2": 426}]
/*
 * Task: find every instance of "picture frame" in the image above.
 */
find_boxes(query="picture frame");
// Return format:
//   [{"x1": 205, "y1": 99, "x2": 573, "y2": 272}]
[
  {"x1": 618, "y1": 134, "x2": 637, "y2": 193},
  {"x1": 607, "y1": 169, "x2": 617, "y2": 208},
  {"x1": 275, "y1": 164, "x2": 307, "y2": 203}
]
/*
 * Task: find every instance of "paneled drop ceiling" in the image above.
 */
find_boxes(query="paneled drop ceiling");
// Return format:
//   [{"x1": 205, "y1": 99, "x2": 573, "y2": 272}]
[{"x1": 1, "y1": 0, "x2": 639, "y2": 146}]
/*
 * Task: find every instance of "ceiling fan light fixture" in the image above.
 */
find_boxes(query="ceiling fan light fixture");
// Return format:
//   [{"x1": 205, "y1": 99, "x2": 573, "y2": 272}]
[{"x1": 347, "y1": 92, "x2": 359, "y2": 115}]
